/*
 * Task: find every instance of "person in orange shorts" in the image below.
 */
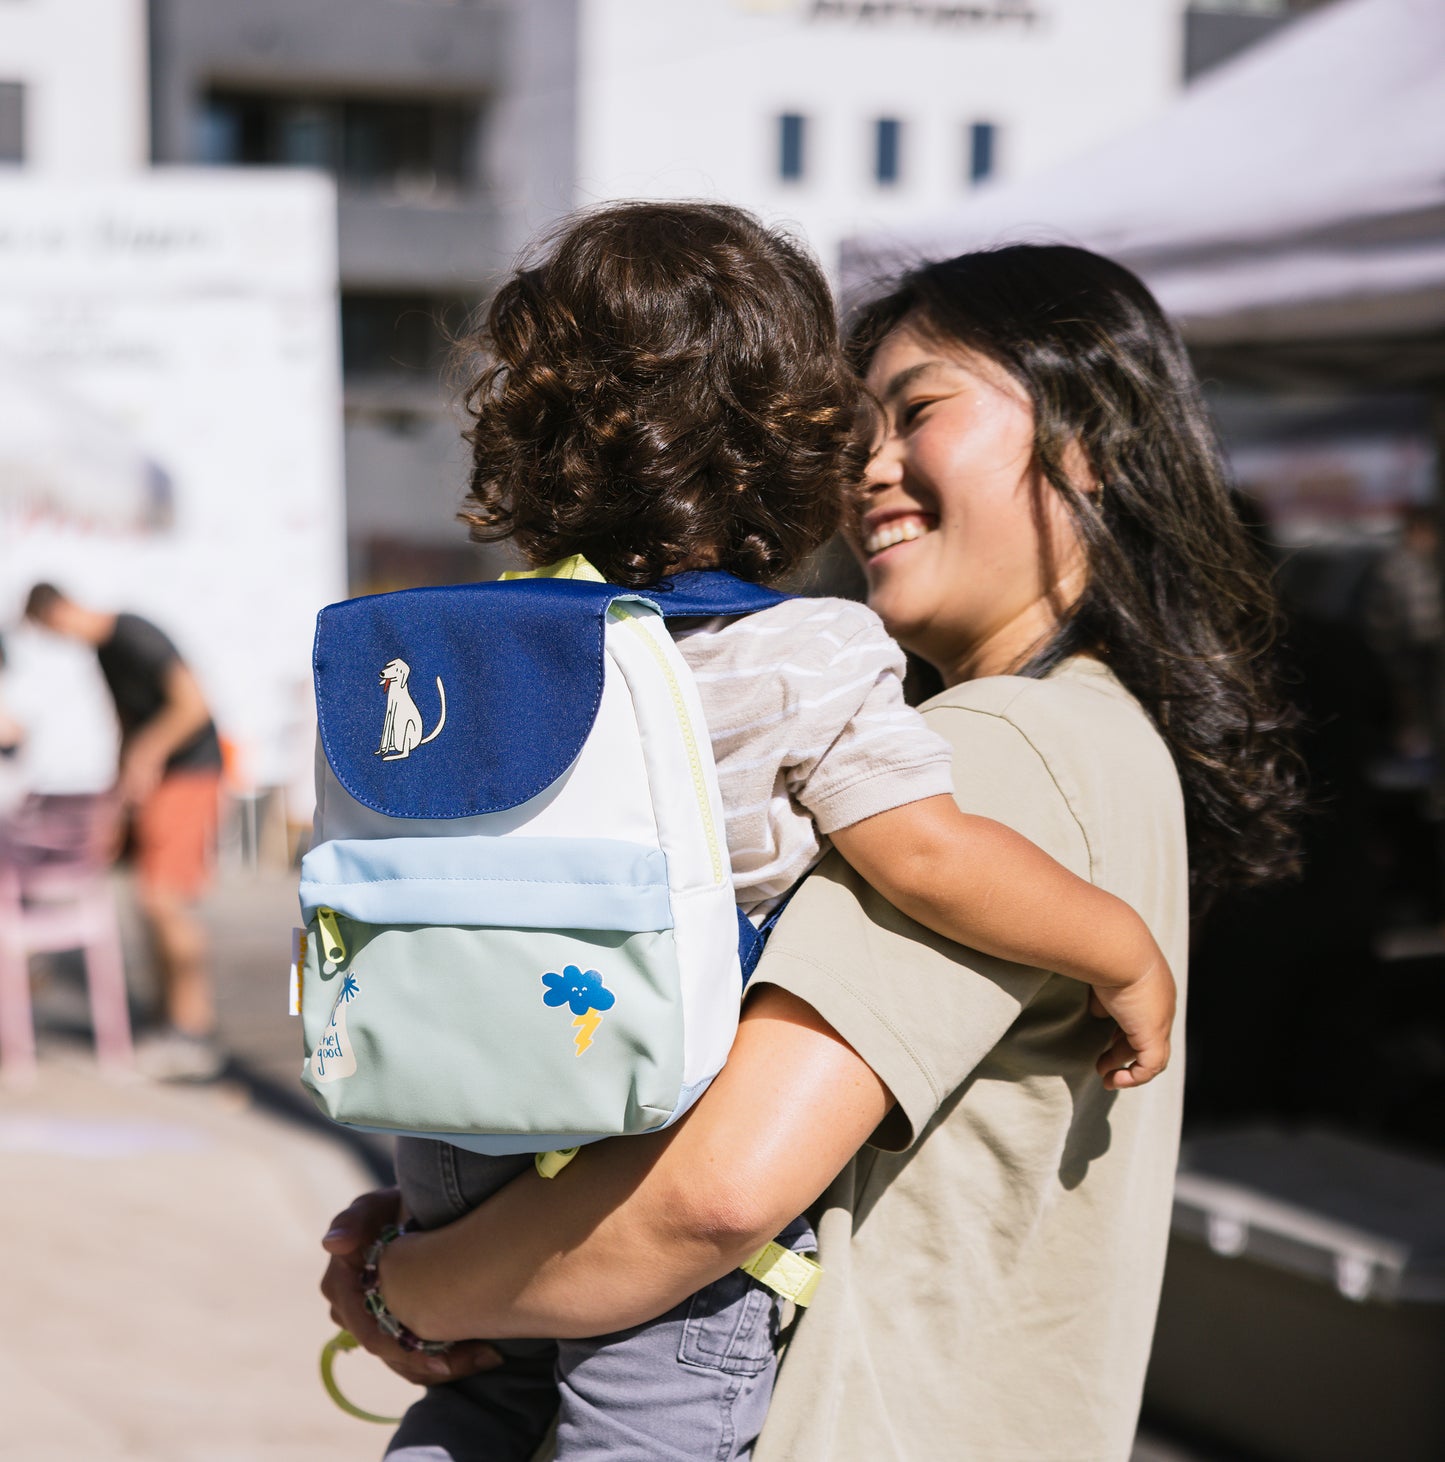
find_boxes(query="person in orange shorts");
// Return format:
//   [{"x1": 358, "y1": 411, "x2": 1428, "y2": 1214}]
[{"x1": 25, "y1": 584, "x2": 225, "y2": 1080}]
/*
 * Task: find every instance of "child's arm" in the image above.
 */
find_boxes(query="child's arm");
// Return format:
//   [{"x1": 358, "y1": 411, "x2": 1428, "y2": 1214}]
[{"x1": 829, "y1": 795, "x2": 1174, "y2": 1089}]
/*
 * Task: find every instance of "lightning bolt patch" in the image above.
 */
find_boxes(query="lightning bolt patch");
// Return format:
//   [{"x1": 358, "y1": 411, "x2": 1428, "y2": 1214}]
[{"x1": 572, "y1": 1007, "x2": 604, "y2": 1056}]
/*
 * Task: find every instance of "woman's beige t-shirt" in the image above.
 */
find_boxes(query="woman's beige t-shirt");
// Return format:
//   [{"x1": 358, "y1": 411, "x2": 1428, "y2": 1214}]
[{"x1": 752, "y1": 658, "x2": 1189, "y2": 1462}]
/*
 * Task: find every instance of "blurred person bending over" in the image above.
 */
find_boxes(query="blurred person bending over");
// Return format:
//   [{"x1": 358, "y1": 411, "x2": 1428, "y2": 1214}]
[{"x1": 25, "y1": 583, "x2": 224, "y2": 1079}]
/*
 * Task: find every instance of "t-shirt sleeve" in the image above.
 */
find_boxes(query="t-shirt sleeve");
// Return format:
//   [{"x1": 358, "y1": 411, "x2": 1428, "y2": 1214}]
[
  {"x1": 114, "y1": 614, "x2": 181, "y2": 678},
  {"x1": 752, "y1": 699, "x2": 1093, "y2": 1150},
  {"x1": 783, "y1": 609, "x2": 956, "y2": 835}
]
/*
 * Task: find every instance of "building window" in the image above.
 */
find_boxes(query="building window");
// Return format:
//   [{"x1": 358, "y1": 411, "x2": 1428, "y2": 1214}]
[
  {"x1": 1184, "y1": 3, "x2": 1293, "y2": 84},
  {"x1": 0, "y1": 81, "x2": 25, "y2": 165},
  {"x1": 199, "y1": 92, "x2": 478, "y2": 196},
  {"x1": 968, "y1": 122, "x2": 996, "y2": 185},
  {"x1": 340, "y1": 293, "x2": 469, "y2": 379},
  {"x1": 874, "y1": 118, "x2": 902, "y2": 186},
  {"x1": 778, "y1": 113, "x2": 806, "y2": 182}
]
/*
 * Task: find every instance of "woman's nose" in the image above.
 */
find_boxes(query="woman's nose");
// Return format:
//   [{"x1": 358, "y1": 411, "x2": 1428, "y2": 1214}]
[{"x1": 866, "y1": 433, "x2": 906, "y2": 492}]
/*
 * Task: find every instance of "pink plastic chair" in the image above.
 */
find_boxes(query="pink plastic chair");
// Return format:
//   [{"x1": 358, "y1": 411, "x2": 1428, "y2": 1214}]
[{"x1": 0, "y1": 794, "x2": 134, "y2": 1083}]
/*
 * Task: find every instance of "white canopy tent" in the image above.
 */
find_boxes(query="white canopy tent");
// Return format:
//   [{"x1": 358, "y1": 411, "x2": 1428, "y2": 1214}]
[{"x1": 842, "y1": 0, "x2": 1445, "y2": 365}]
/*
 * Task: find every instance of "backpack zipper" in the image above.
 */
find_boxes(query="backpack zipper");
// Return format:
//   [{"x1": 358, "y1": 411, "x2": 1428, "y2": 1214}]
[
  {"x1": 316, "y1": 906, "x2": 347, "y2": 972},
  {"x1": 612, "y1": 607, "x2": 725, "y2": 886}
]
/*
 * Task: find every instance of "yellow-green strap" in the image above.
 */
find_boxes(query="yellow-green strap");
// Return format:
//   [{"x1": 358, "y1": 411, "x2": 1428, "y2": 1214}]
[
  {"x1": 320, "y1": 1329, "x2": 403, "y2": 1426},
  {"x1": 535, "y1": 1147, "x2": 579, "y2": 1179},
  {"x1": 739, "y1": 1242, "x2": 823, "y2": 1307},
  {"x1": 501, "y1": 555, "x2": 606, "y2": 583}
]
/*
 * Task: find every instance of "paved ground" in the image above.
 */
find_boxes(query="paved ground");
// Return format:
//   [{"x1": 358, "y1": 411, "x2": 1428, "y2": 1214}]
[
  {"x1": 0, "y1": 1058, "x2": 419, "y2": 1461},
  {"x1": 4, "y1": 868, "x2": 415, "y2": 1461},
  {"x1": 7, "y1": 867, "x2": 1230, "y2": 1461}
]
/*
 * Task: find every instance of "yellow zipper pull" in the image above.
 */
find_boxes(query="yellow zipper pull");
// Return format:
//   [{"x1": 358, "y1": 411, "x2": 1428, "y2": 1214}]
[{"x1": 316, "y1": 907, "x2": 346, "y2": 973}]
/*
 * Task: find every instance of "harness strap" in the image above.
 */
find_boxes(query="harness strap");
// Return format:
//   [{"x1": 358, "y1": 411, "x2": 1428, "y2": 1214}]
[
  {"x1": 500, "y1": 555, "x2": 605, "y2": 584},
  {"x1": 535, "y1": 1146, "x2": 579, "y2": 1179},
  {"x1": 739, "y1": 1240, "x2": 823, "y2": 1307}
]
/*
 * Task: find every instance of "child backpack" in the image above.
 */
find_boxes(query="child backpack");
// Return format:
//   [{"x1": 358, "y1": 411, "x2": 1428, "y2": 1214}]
[{"x1": 294, "y1": 560, "x2": 790, "y2": 1155}]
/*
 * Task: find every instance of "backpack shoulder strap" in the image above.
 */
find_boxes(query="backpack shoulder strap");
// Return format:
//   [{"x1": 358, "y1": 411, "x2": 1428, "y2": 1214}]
[
  {"x1": 504, "y1": 558, "x2": 791, "y2": 621},
  {"x1": 642, "y1": 570, "x2": 792, "y2": 620}
]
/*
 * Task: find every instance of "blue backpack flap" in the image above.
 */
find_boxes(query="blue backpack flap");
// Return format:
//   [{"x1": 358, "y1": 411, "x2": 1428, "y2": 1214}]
[{"x1": 298, "y1": 570, "x2": 788, "y2": 1153}]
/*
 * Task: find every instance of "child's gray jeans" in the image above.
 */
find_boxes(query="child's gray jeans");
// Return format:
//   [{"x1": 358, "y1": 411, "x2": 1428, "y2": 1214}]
[{"x1": 384, "y1": 1136, "x2": 816, "y2": 1462}]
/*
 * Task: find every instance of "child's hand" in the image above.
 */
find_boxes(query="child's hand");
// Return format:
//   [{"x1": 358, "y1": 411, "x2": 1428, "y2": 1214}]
[{"x1": 1088, "y1": 954, "x2": 1175, "y2": 1090}]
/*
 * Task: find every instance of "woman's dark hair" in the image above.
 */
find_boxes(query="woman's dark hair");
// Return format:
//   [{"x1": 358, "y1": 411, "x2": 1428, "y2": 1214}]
[
  {"x1": 849, "y1": 244, "x2": 1301, "y2": 894},
  {"x1": 459, "y1": 201, "x2": 872, "y2": 588}
]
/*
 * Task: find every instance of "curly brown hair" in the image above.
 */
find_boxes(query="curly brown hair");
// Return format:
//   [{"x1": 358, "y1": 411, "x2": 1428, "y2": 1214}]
[
  {"x1": 849, "y1": 245, "x2": 1303, "y2": 897},
  {"x1": 459, "y1": 201, "x2": 873, "y2": 588}
]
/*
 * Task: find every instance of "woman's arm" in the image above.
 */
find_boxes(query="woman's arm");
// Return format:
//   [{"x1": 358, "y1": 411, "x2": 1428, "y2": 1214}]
[{"x1": 374, "y1": 986, "x2": 893, "y2": 1343}]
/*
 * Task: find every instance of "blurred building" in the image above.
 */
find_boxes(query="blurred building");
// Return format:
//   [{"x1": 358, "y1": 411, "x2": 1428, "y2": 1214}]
[
  {"x1": 574, "y1": 0, "x2": 1184, "y2": 281},
  {"x1": 143, "y1": 0, "x2": 1197, "y2": 588},
  {"x1": 0, "y1": 0, "x2": 148, "y2": 173},
  {"x1": 1184, "y1": 0, "x2": 1336, "y2": 82},
  {"x1": 11, "y1": 1, "x2": 1331, "y2": 588},
  {"x1": 146, "y1": 0, "x2": 578, "y2": 590}
]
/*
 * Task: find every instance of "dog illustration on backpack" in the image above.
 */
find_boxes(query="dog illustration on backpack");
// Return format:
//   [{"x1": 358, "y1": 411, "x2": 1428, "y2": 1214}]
[{"x1": 377, "y1": 657, "x2": 447, "y2": 760}]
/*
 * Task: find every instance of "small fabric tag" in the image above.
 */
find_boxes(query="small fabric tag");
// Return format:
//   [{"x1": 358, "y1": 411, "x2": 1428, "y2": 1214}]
[{"x1": 289, "y1": 928, "x2": 306, "y2": 1016}]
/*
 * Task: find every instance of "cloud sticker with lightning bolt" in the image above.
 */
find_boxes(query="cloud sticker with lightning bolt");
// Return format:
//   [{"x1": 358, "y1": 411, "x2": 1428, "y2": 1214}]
[{"x1": 541, "y1": 965, "x2": 617, "y2": 1056}]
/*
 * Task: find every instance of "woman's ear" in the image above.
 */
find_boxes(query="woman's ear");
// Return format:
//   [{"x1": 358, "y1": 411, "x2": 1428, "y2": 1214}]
[{"x1": 1061, "y1": 438, "x2": 1102, "y2": 496}]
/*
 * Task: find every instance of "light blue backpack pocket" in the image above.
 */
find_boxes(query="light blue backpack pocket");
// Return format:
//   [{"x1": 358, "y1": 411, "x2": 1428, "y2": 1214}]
[{"x1": 297, "y1": 834, "x2": 683, "y2": 1151}]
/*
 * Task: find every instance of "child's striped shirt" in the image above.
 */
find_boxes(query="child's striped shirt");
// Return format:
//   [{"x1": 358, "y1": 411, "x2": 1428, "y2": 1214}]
[{"x1": 672, "y1": 596, "x2": 956, "y2": 920}]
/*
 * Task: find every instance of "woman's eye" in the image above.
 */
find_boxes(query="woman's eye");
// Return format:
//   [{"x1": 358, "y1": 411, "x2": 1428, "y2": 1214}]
[{"x1": 900, "y1": 399, "x2": 934, "y2": 428}]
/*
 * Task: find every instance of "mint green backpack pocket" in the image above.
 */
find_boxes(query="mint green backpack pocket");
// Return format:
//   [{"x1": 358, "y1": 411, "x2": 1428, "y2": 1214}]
[{"x1": 298, "y1": 834, "x2": 684, "y2": 1150}]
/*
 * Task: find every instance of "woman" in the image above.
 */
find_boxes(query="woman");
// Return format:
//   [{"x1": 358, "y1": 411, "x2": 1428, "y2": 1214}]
[{"x1": 322, "y1": 244, "x2": 1299, "y2": 1461}]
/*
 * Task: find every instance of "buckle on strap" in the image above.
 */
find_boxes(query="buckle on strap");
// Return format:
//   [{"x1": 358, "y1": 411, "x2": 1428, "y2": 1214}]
[{"x1": 739, "y1": 1241, "x2": 822, "y2": 1307}]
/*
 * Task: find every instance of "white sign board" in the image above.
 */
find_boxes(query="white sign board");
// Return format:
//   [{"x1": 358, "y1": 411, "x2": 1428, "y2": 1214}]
[{"x1": 0, "y1": 172, "x2": 345, "y2": 801}]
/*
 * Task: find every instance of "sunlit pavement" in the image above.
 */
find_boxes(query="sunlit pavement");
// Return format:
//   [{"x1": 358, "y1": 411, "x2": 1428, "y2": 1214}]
[
  {"x1": 3, "y1": 867, "x2": 417, "y2": 1460},
  {"x1": 0, "y1": 1052, "x2": 419, "y2": 1461}
]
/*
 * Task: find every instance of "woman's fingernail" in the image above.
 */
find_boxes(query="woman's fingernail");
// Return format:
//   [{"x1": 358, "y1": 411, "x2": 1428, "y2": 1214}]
[
  {"x1": 425, "y1": 1357, "x2": 451, "y2": 1378},
  {"x1": 323, "y1": 1227, "x2": 347, "y2": 1242}
]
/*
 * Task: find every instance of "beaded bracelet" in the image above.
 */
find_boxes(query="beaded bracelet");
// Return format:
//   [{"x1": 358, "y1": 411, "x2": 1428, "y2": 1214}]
[{"x1": 360, "y1": 1225, "x2": 453, "y2": 1356}]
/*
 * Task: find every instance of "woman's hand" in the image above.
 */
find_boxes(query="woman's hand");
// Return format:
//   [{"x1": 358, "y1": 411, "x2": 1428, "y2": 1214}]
[
  {"x1": 1089, "y1": 954, "x2": 1176, "y2": 1090},
  {"x1": 319, "y1": 1186, "x2": 504, "y2": 1386}
]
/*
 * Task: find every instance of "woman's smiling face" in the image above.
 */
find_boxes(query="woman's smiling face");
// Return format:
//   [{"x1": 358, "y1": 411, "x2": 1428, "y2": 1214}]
[{"x1": 859, "y1": 323, "x2": 1086, "y2": 686}]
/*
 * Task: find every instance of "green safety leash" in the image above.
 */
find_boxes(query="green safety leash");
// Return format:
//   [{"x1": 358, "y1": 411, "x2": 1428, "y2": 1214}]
[{"x1": 320, "y1": 1329, "x2": 403, "y2": 1426}]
